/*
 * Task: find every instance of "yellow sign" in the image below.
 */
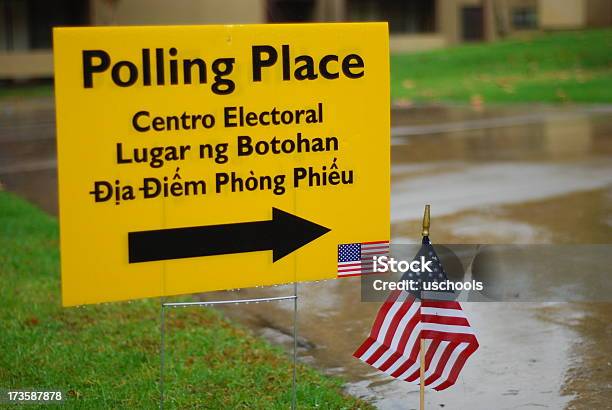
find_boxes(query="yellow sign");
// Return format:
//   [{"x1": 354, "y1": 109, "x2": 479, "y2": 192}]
[{"x1": 53, "y1": 23, "x2": 390, "y2": 306}]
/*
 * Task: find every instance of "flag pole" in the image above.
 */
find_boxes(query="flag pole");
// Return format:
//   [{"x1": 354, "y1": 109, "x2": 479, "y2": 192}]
[
  {"x1": 420, "y1": 205, "x2": 430, "y2": 410},
  {"x1": 422, "y1": 204, "x2": 430, "y2": 237},
  {"x1": 420, "y1": 338, "x2": 426, "y2": 410}
]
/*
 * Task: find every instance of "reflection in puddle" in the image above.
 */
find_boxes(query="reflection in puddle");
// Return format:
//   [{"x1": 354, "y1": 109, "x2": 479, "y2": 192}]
[
  {"x1": 392, "y1": 162, "x2": 612, "y2": 223},
  {"x1": 215, "y1": 105, "x2": 612, "y2": 409}
]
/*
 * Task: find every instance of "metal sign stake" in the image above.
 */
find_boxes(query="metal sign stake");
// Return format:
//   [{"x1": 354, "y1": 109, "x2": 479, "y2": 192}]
[
  {"x1": 160, "y1": 299, "x2": 165, "y2": 410},
  {"x1": 292, "y1": 282, "x2": 298, "y2": 410}
]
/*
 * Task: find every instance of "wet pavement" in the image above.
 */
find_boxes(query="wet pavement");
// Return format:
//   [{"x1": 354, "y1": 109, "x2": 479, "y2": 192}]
[
  {"x1": 1, "y1": 98, "x2": 610, "y2": 409},
  {"x1": 0, "y1": 98, "x2": 57, "y2": 214}
]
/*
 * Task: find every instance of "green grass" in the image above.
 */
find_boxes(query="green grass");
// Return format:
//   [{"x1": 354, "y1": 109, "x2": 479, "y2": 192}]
[
  {"x1": 391, "y1": 29, "x2": 612, "y2": 104},
  {"x1": 3, "y1": 30, "x2": 611, "y2": 104},
  {"x1": 0, "y1": 191, "x2": 370, "y2": 409},
  {"x1": 0, "y1": 84, "x2": 53, "y2": 99}
]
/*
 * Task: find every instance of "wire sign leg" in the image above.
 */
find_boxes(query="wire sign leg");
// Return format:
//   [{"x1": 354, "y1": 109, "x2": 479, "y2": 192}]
[
  {"x1": 160, "y1": 303, "x2": 166, "y2": 410},
  {"x1": 292, "y1": 282, "x2": 298, "y2": 410}
]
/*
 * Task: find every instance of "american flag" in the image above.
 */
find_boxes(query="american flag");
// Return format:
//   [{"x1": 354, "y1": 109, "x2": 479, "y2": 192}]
[
  {"x1": 353, "y1": 237, "x2": 478, "y2": 390},
  {"x1": 337, "y1": 241, "x2": 390, "y2": 277}
]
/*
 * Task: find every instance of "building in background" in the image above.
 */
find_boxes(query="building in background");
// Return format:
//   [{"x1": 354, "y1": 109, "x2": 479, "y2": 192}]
[{"x1": 1, "y1": 0, "x2": 611, "y2": 80}]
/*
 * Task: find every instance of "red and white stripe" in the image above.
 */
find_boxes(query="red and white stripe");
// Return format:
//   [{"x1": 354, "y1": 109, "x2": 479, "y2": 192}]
[
  {"x1": 337, "y1": 260, "x2": 363, "y2": 277},
  {"x1": 360, "y1": 241, "x2": 390, "y2": 257},
  {"x1": 337, "y1": 241, "x2": 389, "y2": 278},
  {"x1": 353, "y1": 290, "x2": 478, "y2": 391}
]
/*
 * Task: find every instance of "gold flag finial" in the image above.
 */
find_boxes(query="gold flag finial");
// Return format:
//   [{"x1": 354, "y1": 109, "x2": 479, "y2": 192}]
[{"x1": 422, "y1": 204, "x2": 430, "y2": 237}]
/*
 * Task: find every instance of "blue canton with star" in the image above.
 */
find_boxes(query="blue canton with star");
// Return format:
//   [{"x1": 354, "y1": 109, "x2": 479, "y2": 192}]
[
  {"x1": 400, "y1": 237, "x2": 449, "y2": 298},
  {"x1": 338, "y1": 243, "x2": 361, "y2": 262}
]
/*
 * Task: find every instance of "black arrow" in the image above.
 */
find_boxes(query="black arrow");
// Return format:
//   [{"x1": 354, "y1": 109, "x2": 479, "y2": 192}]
[{"x1": 128, "y1": 207, "x2": 331, "y2": 264}]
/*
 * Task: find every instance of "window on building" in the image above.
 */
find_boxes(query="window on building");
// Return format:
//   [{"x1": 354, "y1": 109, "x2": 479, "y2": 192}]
[
  {"x1": 1, "y1": 0, "x2": 28, "y2": 51},
  {"x1": 0, "y1": 0, "x2": 88, "y2": 51},
  {"x1": 347, "y1": 0, "x2": 436, "y2": 34},
  {"x1": 267, "y1": 0, "x2": 315, "y2": 23},
  {"x1": 512, "y1": 7, "x2": 537, "y2": 29},
  {"x1": 461, "y1": 6, "x2": 484, "y2": 42}
]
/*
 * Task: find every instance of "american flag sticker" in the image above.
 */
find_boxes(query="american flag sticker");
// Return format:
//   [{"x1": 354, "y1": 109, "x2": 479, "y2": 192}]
[{"x1": 337, "y1": 241, "x2": 390, "y2": 277}]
